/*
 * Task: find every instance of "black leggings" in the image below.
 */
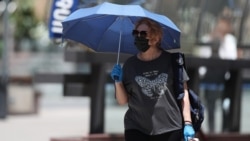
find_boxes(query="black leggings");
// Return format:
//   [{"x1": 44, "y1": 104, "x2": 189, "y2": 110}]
[{"x1": 125, "y1": 129, "x2": 183, "y2": 141}]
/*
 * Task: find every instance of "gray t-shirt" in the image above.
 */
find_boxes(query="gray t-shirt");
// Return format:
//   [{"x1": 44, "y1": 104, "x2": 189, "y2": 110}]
[{"x1": 122, "y1": 51, "x2": 188, "y2": 135}]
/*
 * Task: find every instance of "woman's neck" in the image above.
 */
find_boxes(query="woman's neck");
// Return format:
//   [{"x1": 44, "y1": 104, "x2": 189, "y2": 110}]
[{"x1": 138, "y1": 48, "x2": 162, "y2": 61}]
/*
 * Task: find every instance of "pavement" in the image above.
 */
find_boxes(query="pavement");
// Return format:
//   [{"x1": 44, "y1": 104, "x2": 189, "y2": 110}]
[
  {"x1": 0, "y1": 95, "x2": 126, "y2": 141},
  {"x1": 0, "y1": 85, "x2": 249, "y2": 141},
  {"x1": 0, "y1": 106, "x2": 90, "y2": 141}
]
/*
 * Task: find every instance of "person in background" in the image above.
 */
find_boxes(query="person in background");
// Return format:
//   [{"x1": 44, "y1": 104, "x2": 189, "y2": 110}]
[
  {"x1": 110, "y1": 17, "x2": 195, "y2": 141},
  {"x1": 209, "y1": 16, "x2": 237, "y2": 59},
  {"x1": 199, "y1": 14, "x2": 237, "y2": 133}
]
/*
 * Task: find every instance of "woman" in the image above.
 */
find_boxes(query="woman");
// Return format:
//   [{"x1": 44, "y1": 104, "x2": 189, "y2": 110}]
[{"x1": 110, "y1": 18, "x2": 195, "y2": 141}]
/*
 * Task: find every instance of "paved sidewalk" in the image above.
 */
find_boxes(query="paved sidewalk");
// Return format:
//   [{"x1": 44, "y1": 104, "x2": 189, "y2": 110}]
[
  {"x1": 0, "y1": 107, "x2": 89, "y2": 141},
  {"x1": 0, "y1": 88, "x2": 249, "y2": 141}
]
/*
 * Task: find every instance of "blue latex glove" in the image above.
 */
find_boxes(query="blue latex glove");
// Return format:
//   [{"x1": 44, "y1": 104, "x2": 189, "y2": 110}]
[
  {"x1": 110, "y1": 64, "x2": 123, "y2": 82},
  {"x1": 183, "y1": 124, "x2": 195, "y2": 141}
]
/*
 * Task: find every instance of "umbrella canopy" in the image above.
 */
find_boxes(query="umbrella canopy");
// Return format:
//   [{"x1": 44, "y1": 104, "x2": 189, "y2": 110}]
[{"x1": 62, "y1": 2, "x2": 181, "y2": 55}]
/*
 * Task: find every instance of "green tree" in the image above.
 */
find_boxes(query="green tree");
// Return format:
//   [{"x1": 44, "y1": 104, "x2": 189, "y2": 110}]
[{"x1": 10, "y1": 0, "x2": 39, "y2": 51}]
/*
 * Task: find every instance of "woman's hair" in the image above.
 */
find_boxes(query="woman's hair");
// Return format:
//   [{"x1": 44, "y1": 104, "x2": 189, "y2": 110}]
[{"x1": 135, "y1": 18, "x2": 163, "y2": 46}]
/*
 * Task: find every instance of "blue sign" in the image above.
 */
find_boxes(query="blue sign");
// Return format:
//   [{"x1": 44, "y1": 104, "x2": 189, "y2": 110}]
[{"x1": 48, "y1": 0, "x2": 78, "y2": 38}]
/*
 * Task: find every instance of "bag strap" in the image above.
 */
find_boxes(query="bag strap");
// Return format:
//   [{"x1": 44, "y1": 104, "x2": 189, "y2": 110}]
[{"x1": 171, "y1": 52, "x2": 186, "y2": 100}]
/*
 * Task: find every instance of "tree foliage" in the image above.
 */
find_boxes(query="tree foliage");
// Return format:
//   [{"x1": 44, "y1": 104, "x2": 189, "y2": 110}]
[{"x1": 10, "y1": 0, "x2": 39, "y2": 41}]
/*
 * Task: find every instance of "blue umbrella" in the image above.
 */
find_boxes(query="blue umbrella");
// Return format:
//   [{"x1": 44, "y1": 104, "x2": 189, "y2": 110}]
[{"x1": 62, "y1": 2, "x2": 180, "y2": 63}]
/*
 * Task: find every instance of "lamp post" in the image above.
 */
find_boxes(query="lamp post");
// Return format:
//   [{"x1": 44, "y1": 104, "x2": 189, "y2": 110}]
[{"x1": 0, "y1": 0, "x2": 10, "y2": 119}]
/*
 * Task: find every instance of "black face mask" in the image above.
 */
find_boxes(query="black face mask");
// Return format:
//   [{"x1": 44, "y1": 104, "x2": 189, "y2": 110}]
[{"x1": 134, "y1": 36, "x2": 150, "y2": 52}]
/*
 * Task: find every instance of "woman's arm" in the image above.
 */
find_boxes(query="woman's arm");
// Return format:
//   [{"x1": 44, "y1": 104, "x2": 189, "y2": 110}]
[
  {"x1": 182, "y1": 82, "x2": 195, "y2": 141},
  {"x1": 114, "y1": 82, "x2": 129, "y2": 105},
  {"x1": 110, "y1": 64, "x2": 128, "y2": 105},
  {"x1": 182, "y1": 82, "x2": 192, "y2": 124}
]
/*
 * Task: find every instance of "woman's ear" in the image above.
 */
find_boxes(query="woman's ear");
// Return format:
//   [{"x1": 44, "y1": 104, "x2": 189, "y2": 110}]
[{"x1": 152, "y1": 37, "x2": 160, "y2": 45}]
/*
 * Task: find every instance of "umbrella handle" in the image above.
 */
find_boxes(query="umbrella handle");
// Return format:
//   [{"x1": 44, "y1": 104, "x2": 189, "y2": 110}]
[
  {"x1": 114, "y1": 30, "x2": 122, "y2": 80},
  {"x1": 116, "y1": 28, "x2": 122, "y2": 64},
  {"x1": 116, "y1": 53, "x2": 120, "y2": 64}
]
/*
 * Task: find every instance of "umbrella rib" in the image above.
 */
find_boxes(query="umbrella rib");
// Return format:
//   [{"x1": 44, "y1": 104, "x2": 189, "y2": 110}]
[
  {"x1": 96, "y1": 15, "x2": 121, "y2": 51},
  {"x1": 63, "y1": 15, "x2": 110, "y2": 36}
]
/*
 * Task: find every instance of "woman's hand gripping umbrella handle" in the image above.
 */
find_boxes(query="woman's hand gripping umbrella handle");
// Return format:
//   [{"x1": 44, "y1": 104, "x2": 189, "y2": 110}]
[
  {"x1": 110, "y1": 64, "x2": 123, "y2": 82},
  {"x1": 111, "y1": 25, "x2": 123, "y2": 82}
]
